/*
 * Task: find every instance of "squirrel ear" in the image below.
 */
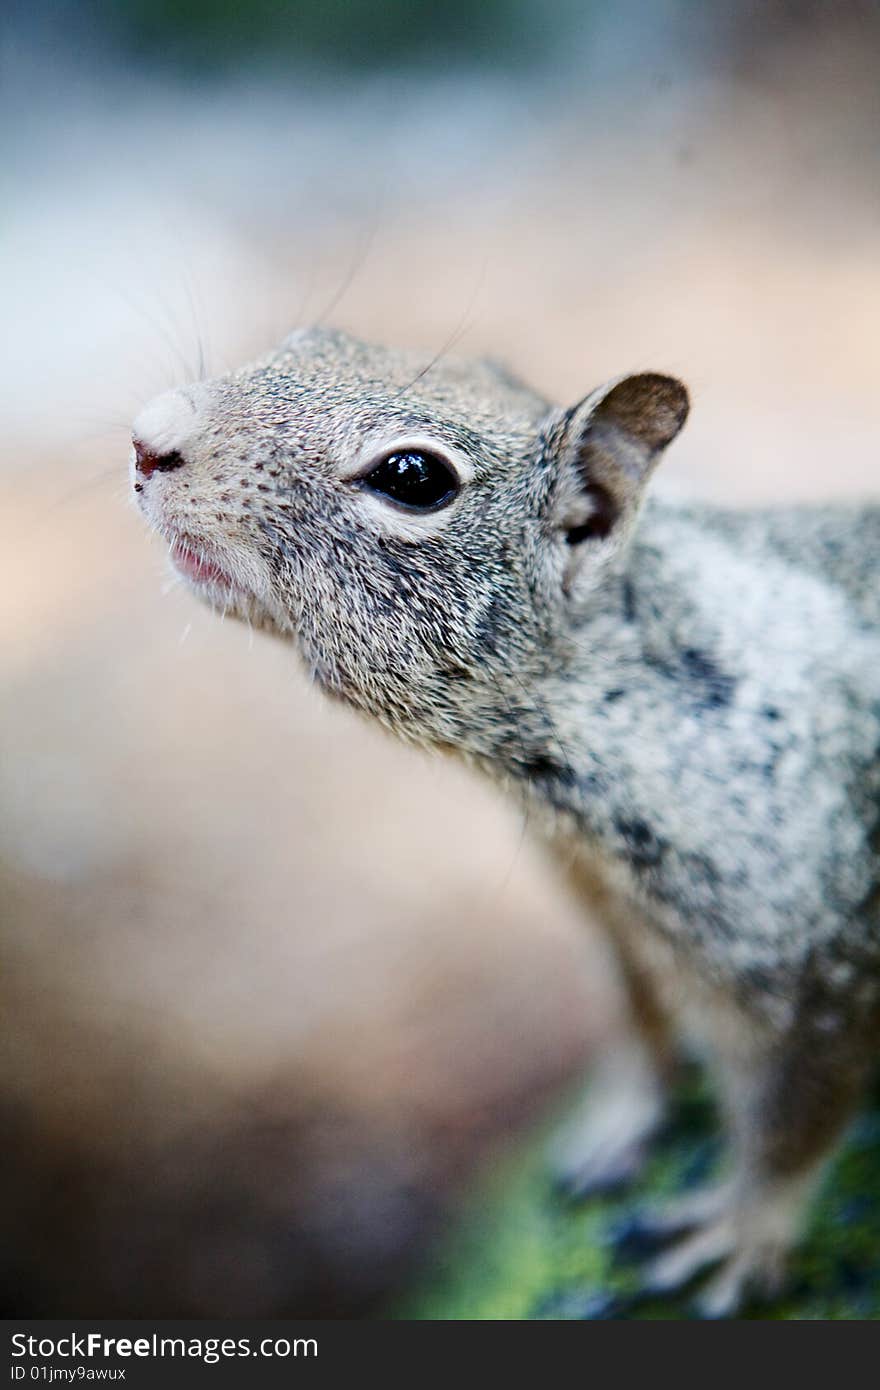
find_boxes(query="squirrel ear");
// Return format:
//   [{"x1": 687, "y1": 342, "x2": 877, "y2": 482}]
[{"x1": 548, "y1": 372, "x2": 689, "y2": 574}]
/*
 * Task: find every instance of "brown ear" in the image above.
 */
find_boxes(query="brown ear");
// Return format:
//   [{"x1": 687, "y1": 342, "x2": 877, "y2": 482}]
[
  {"x1": 554, "y1": 371, "x2": 689, "y2": 545},
  {"x1": 547, "y1": 372, "x2": 688, "y2": 593},
  {"x1": 591, "y1": 373, "x2": 690, "y2": 457}
]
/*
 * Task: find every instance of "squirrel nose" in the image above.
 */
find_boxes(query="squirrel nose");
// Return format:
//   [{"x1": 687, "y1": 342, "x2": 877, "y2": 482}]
[{"x1": 133, "y1": 438, "x2": 186, "y2": 480}]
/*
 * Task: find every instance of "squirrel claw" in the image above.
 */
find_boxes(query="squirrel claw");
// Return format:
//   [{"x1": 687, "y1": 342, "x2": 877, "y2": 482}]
[
  {"x1": 610, "y1": 1209, "x2": 696, "y2": 1262},
  {"x1": 549, "y1": 1047, "x2": 665, "y2": 1201},
  {"x1": 619, "y1": 1181, "x2": 797, "y2": 1316},
  {"x1": 690, "y1": 1248, "x2": 787, "y2": 1319},
  {"x1": 555, "y1": 1138, "x2": 649, "y2": 1202}
]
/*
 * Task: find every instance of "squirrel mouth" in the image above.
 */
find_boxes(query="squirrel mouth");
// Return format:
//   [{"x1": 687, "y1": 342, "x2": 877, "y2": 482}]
[{"x1": 170, "y1": 537, "x2": 239, "y2": 591}]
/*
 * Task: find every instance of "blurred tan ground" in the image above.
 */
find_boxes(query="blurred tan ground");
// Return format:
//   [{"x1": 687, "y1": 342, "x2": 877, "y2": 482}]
[{"x1": 2, "y1": 20, "x2": 879, "y2": 1313}]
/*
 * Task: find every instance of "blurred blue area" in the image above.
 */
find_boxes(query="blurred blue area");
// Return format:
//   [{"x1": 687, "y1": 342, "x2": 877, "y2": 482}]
[
  {"x1": 6, "y1": 0, "x2": 587, "y2": 72},
  {"x1": 9, "y1": 0, "x2": 875, "y2": 78}
]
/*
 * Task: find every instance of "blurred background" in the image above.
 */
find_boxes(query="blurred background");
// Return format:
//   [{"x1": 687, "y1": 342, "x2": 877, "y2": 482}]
[{"x1": 2, "y1": 0, "x2": 879, "y2": 1316}]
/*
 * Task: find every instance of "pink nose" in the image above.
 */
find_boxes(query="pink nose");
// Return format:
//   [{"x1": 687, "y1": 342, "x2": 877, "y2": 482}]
[{"x1": 133, "y1": 438, "x2": 186, "y2": 480}]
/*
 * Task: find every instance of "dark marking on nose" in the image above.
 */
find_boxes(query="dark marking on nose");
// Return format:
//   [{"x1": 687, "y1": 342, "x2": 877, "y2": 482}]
[{"x1": 133, "y1": 439, "x2": 186, "y2": 480}]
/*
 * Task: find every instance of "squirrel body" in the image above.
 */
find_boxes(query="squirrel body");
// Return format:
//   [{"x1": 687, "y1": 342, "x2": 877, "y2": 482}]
[{"x1": 132, "y1": 328, "x2": 880, "y2": 1315}]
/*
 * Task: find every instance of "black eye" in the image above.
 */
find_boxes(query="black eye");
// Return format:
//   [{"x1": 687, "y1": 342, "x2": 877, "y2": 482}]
[{"x1": 360, "y1": 450, "x2": 459, "y2": 511}]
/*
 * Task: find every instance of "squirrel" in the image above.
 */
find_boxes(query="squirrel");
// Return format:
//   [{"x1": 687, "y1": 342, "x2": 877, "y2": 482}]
[{"x1": 130, "y1": 326, "x2": 880, "y2": 1316}]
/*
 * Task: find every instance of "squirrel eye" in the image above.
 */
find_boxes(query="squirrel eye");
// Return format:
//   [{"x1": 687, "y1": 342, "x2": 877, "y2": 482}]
[{"x1": 360, "y1": 450, "x2": 459, "y2": 511}]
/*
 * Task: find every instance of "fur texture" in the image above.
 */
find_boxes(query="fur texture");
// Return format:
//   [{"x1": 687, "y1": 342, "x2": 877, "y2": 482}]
[{"x1": 132, "y1": 327, "x2": 880, "y2": 1314}]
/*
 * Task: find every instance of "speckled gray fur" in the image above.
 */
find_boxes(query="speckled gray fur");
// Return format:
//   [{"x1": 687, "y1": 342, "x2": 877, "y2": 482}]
[{"x1": 132, "y1": 327, "x2": 880, "y2": 1314}]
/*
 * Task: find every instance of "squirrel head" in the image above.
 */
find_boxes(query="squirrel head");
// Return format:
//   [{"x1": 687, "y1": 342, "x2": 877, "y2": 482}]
[{"x1": 132, "y1": 328, "x2": 688, "y2": 752}]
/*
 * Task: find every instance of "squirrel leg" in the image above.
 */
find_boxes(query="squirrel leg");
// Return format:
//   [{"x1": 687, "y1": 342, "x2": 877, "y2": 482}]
[
  {"x1": 638, "y1": 1026, "x2": 867, "y2": 1316},
  {"x1": 549, "y1": 926, "x2": 674, "y2": 1199}
]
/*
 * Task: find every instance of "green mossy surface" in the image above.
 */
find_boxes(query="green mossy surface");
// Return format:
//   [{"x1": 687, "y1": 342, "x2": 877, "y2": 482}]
[{"x1": 397, "y1": 1081, "x2": 880, "y2": 1320}]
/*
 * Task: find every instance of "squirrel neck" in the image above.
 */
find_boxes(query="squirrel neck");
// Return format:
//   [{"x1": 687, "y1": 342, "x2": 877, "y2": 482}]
[{"x1": 476, "y1": 498, "x2": 742, "y2": 850}]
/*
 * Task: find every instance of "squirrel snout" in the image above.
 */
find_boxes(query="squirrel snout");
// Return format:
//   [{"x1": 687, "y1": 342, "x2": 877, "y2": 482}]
[
  {"x1": 132, "y1": 386, "x2": 201, "y2": 485},
  {"x1": 133, "y1": 439, "x2": 186, "y2": 480}
]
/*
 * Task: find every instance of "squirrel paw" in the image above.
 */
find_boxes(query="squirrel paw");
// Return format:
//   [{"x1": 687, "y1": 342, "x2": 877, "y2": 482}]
[
  {"x1": 624, "y1": 1180, "x2": 802, "y2": 1316},
  {"x1": 549, "y1": 1047, "x2": 665, "y2": 1199}
]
